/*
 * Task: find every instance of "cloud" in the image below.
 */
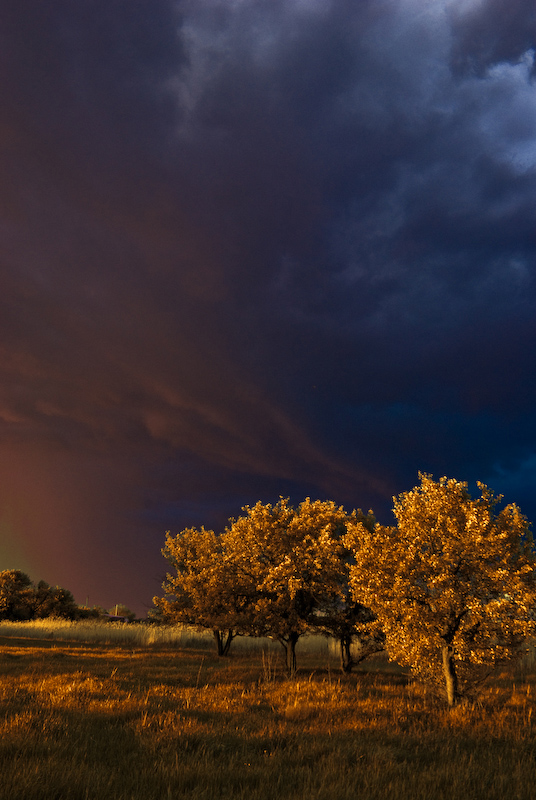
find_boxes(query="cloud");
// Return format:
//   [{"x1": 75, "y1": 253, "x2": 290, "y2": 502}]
[
  {"x1": 0, "y1": 0, "x2": 535, "y2": 610},
  {"x1": 449, "y1": 0, "x2": 536, "y2": 76}
]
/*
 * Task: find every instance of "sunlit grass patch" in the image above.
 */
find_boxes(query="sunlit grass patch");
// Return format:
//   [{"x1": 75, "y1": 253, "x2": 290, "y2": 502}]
[
  {"x1": 1, "y1": 635, "x2": 536, "y2": 799},
  {"x1": 0, "y1": 618, "x2": 214, "y2": 648},
  {"x1": 0, "y1": 619, "x2": 335, "y2": 661}
]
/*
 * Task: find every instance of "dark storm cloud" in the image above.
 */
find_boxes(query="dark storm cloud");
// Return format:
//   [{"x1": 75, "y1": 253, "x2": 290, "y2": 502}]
[
  {"x1": 1, "y1": 0, "x2": 536, "y2": 610},
  {"x1": 449, "y1": 0, "x2": 536, "y2": 76}
]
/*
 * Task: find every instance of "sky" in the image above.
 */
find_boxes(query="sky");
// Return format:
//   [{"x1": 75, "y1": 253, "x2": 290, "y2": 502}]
[{"x1": 1, "y1": 0, "x2": 535, "y2": 616}]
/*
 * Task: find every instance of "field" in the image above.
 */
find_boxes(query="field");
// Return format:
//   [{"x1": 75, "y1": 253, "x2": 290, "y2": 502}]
[{"x1": 1, "y1": 622, "x2": 535, "y2": 800}]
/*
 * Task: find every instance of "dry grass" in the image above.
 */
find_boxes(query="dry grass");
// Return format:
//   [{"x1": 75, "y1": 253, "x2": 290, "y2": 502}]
[
  {"x1": 1, "y1": 629, "x2": 535, "y2": 799},
  {"x1": 0, "y1": 619, "x2": 215, "y2": 648},
  {"x1": 0, "y1": 619, "x2": 334, "y2": 657}
]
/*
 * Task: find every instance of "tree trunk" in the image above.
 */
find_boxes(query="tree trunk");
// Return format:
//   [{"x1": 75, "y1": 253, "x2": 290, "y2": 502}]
[
  {"x1": 213, "y1": 629, "x2": 234, "y2": 657},
  {"x1": 442, "y1": 644, "x2": 459, "y2": 707},
  {"x1": 340, "y1": 633, "x2": 385, "y2": 673},
  {"x1": 339, "y1": 634, "x2": 354, "y2": 673},
  {"x1": 279, "y1": 632, "x2": 300, "y2": 676}
]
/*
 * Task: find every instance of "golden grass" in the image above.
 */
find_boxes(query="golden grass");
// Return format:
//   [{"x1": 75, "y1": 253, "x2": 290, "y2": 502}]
[
  {"x1": 1, "y1": 631, "x2": 536, "y2": 799},
  {"x1": 0, "y1": 618, "x2": 216, "y2": 648},
  {"x1": 0, "y1": 619, "x2": 333, "y2": 656}
]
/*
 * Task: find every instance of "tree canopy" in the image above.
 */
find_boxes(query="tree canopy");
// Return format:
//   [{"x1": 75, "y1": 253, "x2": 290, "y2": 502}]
[
  {"x1": 224, "y1": 498, "x2": 349, "y2": 672},
  {"x1": 155, "y1": 498, "x2": 368, "y2": 672},
  {"x1": 154, "y1": 526, "x2": 249, "y2": 655},
  {"x1": 0, "y1": 570, "x2": 79, "y2": 621},
  {"x1": 346, "y1": 474, "x2": 536, "y2": 706},
  {"x1": 308, "y1": 508, "x2": 384, "y2": 672},
  {"x1": 155, "y1": 477, "x2": 536, "y2": 696},
  {"x1": 0, "y1": 570, "x2": 34, "y2": 621}
]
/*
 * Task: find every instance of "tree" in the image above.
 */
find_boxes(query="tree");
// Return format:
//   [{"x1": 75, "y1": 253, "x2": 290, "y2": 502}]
[
  {"x1": 154, "y1": 526, "x2": 248, "y2": 656},
  {"x1": 33, "y1": 581, "x2": 78, "y2": 620},
  {"x1": 0, "y1": 571, "x2": 81, "y2": 621},
  {"x1": 0, "y1": 570, "x2": 34, "y2": 620},
  {"x1": 155, "y1": 498, "x2": 380, "y2": 673},
  {"x1": 346, "y1": 474, "x2": 536, "y2": 707},
  {"x1": 225, "y1": 498, "x2": 349, "y2": 674},
  {"x1": 313, "y1": 509, "x2": 384, "y2": 672}
]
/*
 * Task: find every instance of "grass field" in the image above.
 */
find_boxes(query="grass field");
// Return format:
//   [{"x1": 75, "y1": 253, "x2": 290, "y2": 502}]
[
  {"x1": 0, "y1": 619, "x2": 330, "y2": 653},
  {"x1": 0, "y1": 624, "x2": 535, "y2": 800}
]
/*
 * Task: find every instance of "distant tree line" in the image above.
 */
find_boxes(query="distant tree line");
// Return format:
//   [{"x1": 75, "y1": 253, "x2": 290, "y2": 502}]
[
  {"x1": 0, "y1": 570, "x2": 82, "y2": 621},
  {"x1": 154, "y1": 474, "x2": 536, "y2": 707},
  {"x1": 0, "y1": 570, "x2": 135, "y2": 623}
]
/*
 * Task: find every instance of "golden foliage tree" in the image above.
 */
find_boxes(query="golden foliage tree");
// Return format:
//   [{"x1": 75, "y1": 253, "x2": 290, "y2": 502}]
[
  {"x1": 154, "y1": 527, "x2": 248, "y2": 656},
  {"x1": 346, "y1": 474, "x2": 536, "y2": 707},
  {"x1": 313, "y1": 509, "x2": 385, "y2": 672},
  {"x1": 225, "y1": 498, "x2": 349, "y2": 674},
  {"x1": 155, "y1": 499, "x2": 380, "y2": 671}
]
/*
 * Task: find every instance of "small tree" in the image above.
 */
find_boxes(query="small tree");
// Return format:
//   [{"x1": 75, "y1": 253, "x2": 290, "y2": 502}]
[
  {"x1": 314, "y1": 509, "x2": 384, "y2": 672},
  {"x1": 34, "y1": 581, "x2": 78, "y2": 620},
  {"x1": 0, "y1": 570, "x2": 34, "y2": 620},
  {"x1": 226, "y1": 498, "x2": 349, "y2": 674},
  {"x1": 154, "y1": 527, "x2": 248, "y2": 656},
  {"x1": 346, "y1": 474, "x2": 536, "y2": 707}
]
